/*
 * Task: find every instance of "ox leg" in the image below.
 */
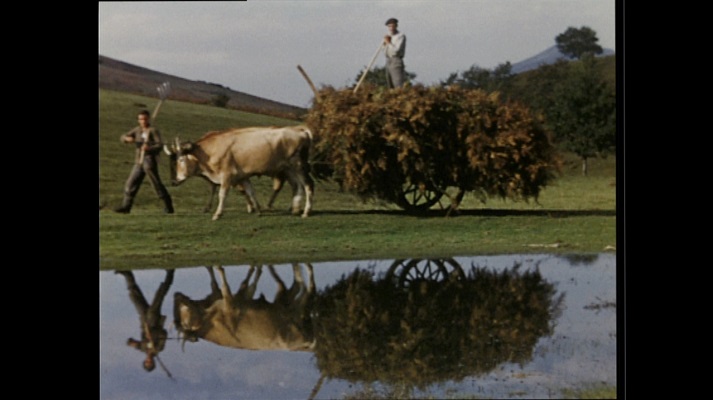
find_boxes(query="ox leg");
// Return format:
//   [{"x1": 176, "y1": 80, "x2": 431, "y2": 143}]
[
  {"x1": 267, "y1": 265, "x2": 287, "y2": 303},
  {"x1": 205, "y1": 184, "x2": 217, "y2": 213},
  {"x1": 305, "y1": 263, "x2": 315, "y2": 294},
  {"x1": 297, "y1": 144, "x2": 314, "y2": 218},
  {"x1": 237, "y1": 266, "x2": 254, "y2": 298},
  {"x1": 206, "y1": 266, "x2": 220, "y2": 295},
  {"x1": 235, "y1": 183, "x2": 256, "y2": 214},
  {"x1": 301, "y1": 177, "x2": 314, "y2": 218},
  {"x1": 267, "y1": 176, "x2": 286, "y2": 210},
  {"x1": 213, "y1": 184, "x2": 230, "y2": 220},
  {"x1": 215, "y1": 266, "x2": 234, "y2": 313},
  {"x1": 284, "y1": 172, "x2": 304, "y2": 216},
  {"x1": 290, "y1": 169, "x2": 314, "y2": 218},
  {"x1": 238, "y1": 265, "x2": 261, "y2": 300},
  {"x1": 240, "y1": 180, "x2": 262, "y2": 216},
  {"x1": 290, "y1": 264, "x2": 306, "y2": 302}
]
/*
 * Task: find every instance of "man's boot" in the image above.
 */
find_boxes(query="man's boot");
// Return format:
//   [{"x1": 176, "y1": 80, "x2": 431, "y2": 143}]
[
  {"x1": 163, "y1": 196, "x2": 174, "y2": 214},
  {"x1": 114, "y1": 198, "x2": 132, "y2": 214}
]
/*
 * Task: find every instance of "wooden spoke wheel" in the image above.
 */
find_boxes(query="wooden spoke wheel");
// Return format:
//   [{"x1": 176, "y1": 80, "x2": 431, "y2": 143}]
[
  {"x1": 396, "y1": 182, "x2": 443, "y2": 213},
  {"x1": 386, "y1": 258, "x2": 465, "y2": 289}
]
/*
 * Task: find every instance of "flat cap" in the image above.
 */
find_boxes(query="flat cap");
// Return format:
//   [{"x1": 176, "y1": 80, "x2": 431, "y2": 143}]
[{"x1": 385, "y1": 18, "x2": 398, "y2": 25}]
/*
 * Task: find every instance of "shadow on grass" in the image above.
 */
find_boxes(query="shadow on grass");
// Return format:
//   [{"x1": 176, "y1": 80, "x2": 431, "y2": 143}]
[{"x1": 305, "y1": 208, "x2": 617, "y2": 218}]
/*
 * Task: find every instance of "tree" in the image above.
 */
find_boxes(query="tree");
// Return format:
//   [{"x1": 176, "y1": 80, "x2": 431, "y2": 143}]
[
  {"x1": 555, "y1": 26, "x2": 603, "y2": 60},
  {"x1": 546, "y1": 55, "x2": 615, "y2": 176},
  {"x1": 354, "y1": 65, "x2": 416, "y2": 88},
  {"x1": 439, "y1": 62, "x2": 513, "y2": 93},
  {"x1": 211, "y1": 93, "x2": 230, "y2": 108},
  {"x1": 506, "y1": 59, "x2": 571, "y2": 112}
]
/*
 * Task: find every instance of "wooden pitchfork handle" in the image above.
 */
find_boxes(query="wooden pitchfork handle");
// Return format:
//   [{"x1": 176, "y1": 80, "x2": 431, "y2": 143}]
[
  {"x1": 140, "y1": 82, "x2": 171, "y2": 164},
  {"x1": 354, "y1": 43, "x2": 384, "y2": 93},
  {"x1": 297, "y1": 65, "x2": 319, "y2": 101}
]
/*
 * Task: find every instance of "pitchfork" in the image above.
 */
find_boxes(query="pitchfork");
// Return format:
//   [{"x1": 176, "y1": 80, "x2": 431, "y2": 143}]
[{"x1": 139, "y1": 81, "x2": 172, "y2": 164}]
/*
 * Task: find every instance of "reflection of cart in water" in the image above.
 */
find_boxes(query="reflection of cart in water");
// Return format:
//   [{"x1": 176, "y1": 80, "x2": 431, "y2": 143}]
[
  {"x1": 312, "y1": 260, "x2": 565, "y2": 394},
  {"x1": 386, "y1": 258, "x2": 465, "y2": 288}
]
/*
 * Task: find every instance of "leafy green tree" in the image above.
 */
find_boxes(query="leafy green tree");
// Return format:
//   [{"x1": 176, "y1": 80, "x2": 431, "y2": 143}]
[
  {"x1": 354, "y1": 65, "x2": 416, "y2": 88},
  {"x1": 440, "y1": 62, "x2": 513, "y2": 93},
  {"x1": 490, "y1": 62, "x2": 514, "y2": 92},
  {"x1": 505, "y1": 60, "x2": 571, "y2": 111},
  {"x1": 556, "y1": 26, "x2": 603, "y2": 60},
  {"x1": 546, "y1": 55, "x2": 615, "y2": 176},
  {"x1": 211, "y1": 93, "x2": 230, "y2": 108}
]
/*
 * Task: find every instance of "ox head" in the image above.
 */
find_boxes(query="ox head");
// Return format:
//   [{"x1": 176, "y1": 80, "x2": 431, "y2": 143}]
[
  {"x1": 163, "y1": 137, "x2": 197, "y2": 186},
  {"x1": 173, "y1": 292, "x2": 206, "y2": 350}
]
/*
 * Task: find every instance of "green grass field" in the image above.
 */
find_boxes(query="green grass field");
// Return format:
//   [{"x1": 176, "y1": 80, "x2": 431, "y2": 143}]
[{"x1": 99, "y1": 89, "x2": 617, "y2": 270}]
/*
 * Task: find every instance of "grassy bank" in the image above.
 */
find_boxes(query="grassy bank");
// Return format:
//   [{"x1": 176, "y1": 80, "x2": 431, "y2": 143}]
[{"x1": 98, "y1": 90, "x2": 617, "y2": 270}]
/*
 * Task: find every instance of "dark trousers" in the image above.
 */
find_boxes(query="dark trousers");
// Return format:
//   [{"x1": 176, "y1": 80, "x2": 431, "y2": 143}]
[
  {"x1": 120, "y1": 156, "x2": 172, "y2": 210},
  {"x1": 119, "y1": 270, "x2": 175, "y2": 328}
]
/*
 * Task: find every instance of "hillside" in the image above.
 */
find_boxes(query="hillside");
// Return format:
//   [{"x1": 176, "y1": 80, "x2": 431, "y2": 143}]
[
  {"x1": 98, "y1": 55, "x2": 306, "y2": 119},
  {"x1": 513, "y1": 53, "x2": 616, "y2": 90},
  {"x1": 511, "y1": 45, "x2": 615, "y2": 74}
]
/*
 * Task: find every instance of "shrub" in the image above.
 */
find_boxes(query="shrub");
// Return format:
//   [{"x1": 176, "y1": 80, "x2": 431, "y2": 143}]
[{"x1": 211, "y1": 93, "x2": 230, "y2": 108}]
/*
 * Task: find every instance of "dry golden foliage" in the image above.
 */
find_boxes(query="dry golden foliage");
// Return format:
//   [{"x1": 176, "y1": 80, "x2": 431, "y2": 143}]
[{"x1": 305, "y1": 85, "x2": 562, "y2": 211}]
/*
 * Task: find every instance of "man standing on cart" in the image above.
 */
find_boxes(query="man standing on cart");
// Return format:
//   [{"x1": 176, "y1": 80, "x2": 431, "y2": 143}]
[{"x1": 383, "y1": 18, "x2": 407, "y2": 88}]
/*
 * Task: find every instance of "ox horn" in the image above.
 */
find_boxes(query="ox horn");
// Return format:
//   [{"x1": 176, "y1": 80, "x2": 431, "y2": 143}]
[{"x1": 163, "y1": 136, "x2": 180, "y2": 155}]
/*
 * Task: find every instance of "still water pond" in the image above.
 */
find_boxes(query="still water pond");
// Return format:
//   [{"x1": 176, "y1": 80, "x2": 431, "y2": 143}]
[{"x1": 99, "y1": 253, "x2": 617, "y2": 399}]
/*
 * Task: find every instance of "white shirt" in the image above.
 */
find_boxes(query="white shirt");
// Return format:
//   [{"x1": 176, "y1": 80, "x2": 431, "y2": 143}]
[{"x1": 385, "y1": 32, "x2": 406, "y2": 59}]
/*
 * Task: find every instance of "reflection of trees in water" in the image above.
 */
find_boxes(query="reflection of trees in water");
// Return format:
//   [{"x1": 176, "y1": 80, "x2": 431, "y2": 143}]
[{"x1": 312, "y1": 259, "x2": 564, "y2": 391}]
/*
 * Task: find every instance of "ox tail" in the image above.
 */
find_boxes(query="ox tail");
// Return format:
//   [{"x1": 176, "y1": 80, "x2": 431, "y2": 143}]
[
  {"x1": 300, "y1": 126, "x2": 314, "y2": 142},
  {"x1": 297, "y1": 126, "x2": 313, "y2": 166},
  {"x1": 299, "y1": 137, "x2": 313, "y2": 182}
]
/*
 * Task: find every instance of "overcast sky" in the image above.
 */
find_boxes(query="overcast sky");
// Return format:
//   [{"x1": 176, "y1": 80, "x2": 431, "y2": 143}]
[{"x1": 99, "y1": 1, "x2": 617, "y2": 108}]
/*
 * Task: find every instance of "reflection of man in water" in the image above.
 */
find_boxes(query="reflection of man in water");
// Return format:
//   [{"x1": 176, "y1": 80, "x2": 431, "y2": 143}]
[{"x1": 115, "y1": 269, "x2": 175, "y2": 372}]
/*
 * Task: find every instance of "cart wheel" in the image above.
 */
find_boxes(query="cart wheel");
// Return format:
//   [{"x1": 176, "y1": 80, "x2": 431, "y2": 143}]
[
  {"x1": 386, "y1": 258, "x2": 465, "y2": 288},
  {"x1": 396, "y1": 182, "x2": 443, "y2": 213}
]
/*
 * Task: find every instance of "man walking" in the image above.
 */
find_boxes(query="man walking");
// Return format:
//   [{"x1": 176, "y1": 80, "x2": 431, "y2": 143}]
[
  {"x1": 383, "y1": 18, "x2": 407, "y2": 88},
  {"x1": 115, "y1": 110, "x2": 174, "y2": 214}
]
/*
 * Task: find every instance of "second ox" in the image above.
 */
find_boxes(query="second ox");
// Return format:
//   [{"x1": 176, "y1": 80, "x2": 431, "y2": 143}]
[{"x1": 164, "y1": 125, "x2": 314, "y2": 220}]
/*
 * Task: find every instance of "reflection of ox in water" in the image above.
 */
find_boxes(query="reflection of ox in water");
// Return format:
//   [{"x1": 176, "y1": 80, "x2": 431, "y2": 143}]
[
  {"x1": 173, "y1": 264, "x2": 316, "y2": 351},
  {"x1": 164, "y1": 125, "x2": 314, "y2": 220}
]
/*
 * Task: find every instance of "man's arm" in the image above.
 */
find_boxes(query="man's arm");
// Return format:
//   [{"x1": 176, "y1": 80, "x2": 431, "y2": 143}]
[
  {"x1": 121, "y1": 127, "x2": 138, "y2": 144},
  {"x1": 146, "y1": 128, "x2": 164, "y2": 153},
  {"x1": 388, "y1": 34, "x2": 406, "y2": 58}
]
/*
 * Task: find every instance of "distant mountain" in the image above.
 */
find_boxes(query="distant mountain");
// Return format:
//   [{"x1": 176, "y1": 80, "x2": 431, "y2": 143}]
[
  {"x1": 98, "y1": 55, "x2": 306, "y2": 119},
  {"x1": 511, "y1": 45, "x2": 615, "y2": 74}
]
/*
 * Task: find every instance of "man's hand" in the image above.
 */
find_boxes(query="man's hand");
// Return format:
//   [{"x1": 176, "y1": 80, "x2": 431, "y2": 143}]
[
  {"x1": 122, "y1": 135, "x2": 136, "y2": 144},
  {"x1": 383, "y1": 35, "x2": 391, "y2": 44}
]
